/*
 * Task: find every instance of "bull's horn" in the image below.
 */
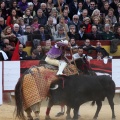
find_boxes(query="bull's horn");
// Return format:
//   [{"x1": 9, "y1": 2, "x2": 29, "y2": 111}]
[{"x1": 50, "y1": 84, "x2": 59, "y2": 90}]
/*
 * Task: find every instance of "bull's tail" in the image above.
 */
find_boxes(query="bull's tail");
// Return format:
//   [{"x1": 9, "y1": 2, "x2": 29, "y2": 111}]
[
  {"x1": 14, "y1": 75, "x2": 26, "y2": 120},
  {"x1": 91, "y1": 101, "x2": 96, "y2": 106}
]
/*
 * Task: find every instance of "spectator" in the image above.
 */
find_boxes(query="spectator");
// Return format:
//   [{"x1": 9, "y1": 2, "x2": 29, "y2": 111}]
[
  {"x1": 40, "y1": 3, "x2": 49, "y2": 18},
  {"x1": 46, "y1": 0, "x2": 54, "y2": 9},
  {"x1": 36, "y1": 45, "x2": 45, "y2": 60},
  {"x1": 88, "y1": 0, "x2": 96, "y2": 16},
  {"x1": 104, "y1": 18, "x2": 114, "y2": 32},
  {"x1": 12, "y1": 23, "x2": 23, "y2": 37},
  {"x1": 80, "y1": 39, "x2": 95, "y2": 53},
  {"x1": 95, "y1": 51, "x2": 104, "y2": 60},
  {"x1": 0, "y1": 1, "x2": 8, "y2": 20},
  {"x1": 70, "y1": 37, "x2": 79, "y2": 48},
  {"x1": 31, "y1": 17, "x2": 40, "y2": 32},
  {"x1": 45, "y1": 16, "x2": 56, "y2": 37},
  {"x1": 27, "y1": 2, "x2": 36, "y2": 16},
  {"x1": 56, "y1": 16, "x2": 69, "y2": 32},
  {"x1": 62, "y1": 3, "x2": 70, "y2": 14},
  {"x1": 1, "y1": 26, "x2": 16, "y2": 41},
  {"x1": 19, "y1": 43, "x2": 28, "y2": 60},
  {"x1": 100, "y1": 1, "x2": 110, "y2": 17},
  {"x1": 33, "y1": 24, "x2": 52, "y2": 41},
  {"x1": 91, "y1": 9, "x2": 101, "y2": 23},
  {"x1": 32, "y1": 0, "x2": 40, "y2": 14},
  {"x1": 69, "y1": 0, "x2": 78, "y2": 19},
  {"x1": 72, "y1": 47, "x2": 92, "y2": 74},
  {"x1": 78, "y1": 24, "x2": 87, "y2": 40},
  {"x1": 24, "y1": 25, "x2": 32, "y2": 35},
  {"x1": 83, "y1": 17, "x2": 92, "y2": 33},
  {"x1": 87, "y1": 25, "x2": 102, "y2": 40},
  {"x1": 69, "y1": 14, "x2": 81, "y2": 32},
  {"x1": 24, "y1": 49, "x2": 39, "y2": 60},
  {"x1": 6, "y1": 9, "x2": 18, "y2": 28},
  {"x1": 102, "y1": 24, "x2": 115, "y2": 40},
  {"x1": 0, "y1": 17, "x2": 6, "y2": 33},
  {"x1": 77, "y1": 1, "x2": 84, "y2": 17},
  {"x1": 92, "y1": 17, "x2": 103, "y2": 33},
  {"x1": 83, "y1": 0, "x2": 91, "y2": 10},
  {"x1": 0, "y1": 50, "x2": 8, "y2": 60},
  {"x1": 79, "y1": 9, "x2": 89, "y2": 23},
  {"x1": 10, "y1": 0, "x2": 22, "y2": 17},
  {"x1": 95, "y1": 41, "x2": 109, "y2": 58},
  {"x1": 105, "y1": 8, "x2": 117, "y2": 25},
  {"x1": 18, "y1": 0, "x2": 28, "y2": 15},
  {"x1": 36, "y1": 9, "x2": 47, "y2": 25},
  {"x1": 62, "y1": 9, "x2": 71, "y2": 24},
  {"x1": 0, "y1": 8, "x2": 5, "y2": 18},
  {"x1": 2, "y1": 38, "x2": 14, "y2": 60},
  {"x1": 115, "y1": 26, "x2": 120, "y2": 39},
  {"x1": 23, "y1": 8, "x2": 33, "y2": 25},
  {"x1": 53, "y1": 26, "x2": 66, "y2": 41},
  {"x1": 50, "y1": 8, "x2": 58, "y2": 26},
  {"x1": 110, "y1": 0, "x2": 119, "y2": 10},
  {"x1": 67, "y1": 25, "x2": 80, "y2": 40},
  {"x1": 114, "y1": 3, "x2": 120, "y2": 22},
  {"x1": 18, "y1": 17, "x2": 26, "y2": 32}
]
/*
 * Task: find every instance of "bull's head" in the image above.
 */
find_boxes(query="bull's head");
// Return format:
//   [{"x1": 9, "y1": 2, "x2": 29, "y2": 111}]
[{"x1": 50, "y1": 84, "x2": 59, "y2": 90}]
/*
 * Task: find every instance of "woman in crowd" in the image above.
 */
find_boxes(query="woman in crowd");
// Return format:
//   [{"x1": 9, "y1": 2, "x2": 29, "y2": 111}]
[
  {"x1": 6, "y1": 9, "x2": 18, "y2": 28},
  {"x1": 23, "y1": 8, "x2": 33, "y2": 25},
  {"x1": 1, "y1": 26, "x2": 16, "y2": 41}
]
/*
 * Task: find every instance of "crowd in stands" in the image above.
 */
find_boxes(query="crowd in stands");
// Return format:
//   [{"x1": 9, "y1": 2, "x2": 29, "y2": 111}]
[{"x1": 0, "y1": 0, "x2": 120, "y2": 61}]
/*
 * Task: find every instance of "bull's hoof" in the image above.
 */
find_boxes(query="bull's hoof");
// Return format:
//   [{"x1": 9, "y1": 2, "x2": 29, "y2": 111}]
[{"x1": 45, "y1": 115, "x2": 51, "y2": 120}]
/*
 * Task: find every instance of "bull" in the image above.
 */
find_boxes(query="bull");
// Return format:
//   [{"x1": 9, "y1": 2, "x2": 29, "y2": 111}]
[{"x1": 47, "y1": 75, "x2": 116, "y2": 120}]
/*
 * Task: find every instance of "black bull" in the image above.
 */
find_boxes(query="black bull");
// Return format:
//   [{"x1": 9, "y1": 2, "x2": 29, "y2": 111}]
[{"x1": 48, "y1": 75, "x2": 116, "y2": 120}]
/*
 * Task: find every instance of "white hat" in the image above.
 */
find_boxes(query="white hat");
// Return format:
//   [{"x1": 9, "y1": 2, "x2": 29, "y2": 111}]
[{"x1": 28, "y1": 2, "x2": 33, "y2": 6}]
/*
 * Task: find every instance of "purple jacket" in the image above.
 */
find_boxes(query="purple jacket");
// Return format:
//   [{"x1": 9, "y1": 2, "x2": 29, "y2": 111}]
[
  {"x1": 46, "y1": 42, "x2": 67, "y2": 59},
  {"x1": 18, "y1": 2, "x2": 28, "y2": 12}
]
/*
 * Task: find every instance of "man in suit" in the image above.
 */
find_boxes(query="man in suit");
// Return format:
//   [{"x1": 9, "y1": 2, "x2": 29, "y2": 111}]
[
  {"x1": 78, "y1": 24, "x2": 87, "y2": 40},
  {"x1": 87, "y1": 25, "x2": 102, "y2": 40}
]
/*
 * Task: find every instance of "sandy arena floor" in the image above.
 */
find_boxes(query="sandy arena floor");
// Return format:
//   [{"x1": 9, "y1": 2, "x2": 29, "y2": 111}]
[{"x1": 0, "y1": 94, "x2": 120, "y2": 120}]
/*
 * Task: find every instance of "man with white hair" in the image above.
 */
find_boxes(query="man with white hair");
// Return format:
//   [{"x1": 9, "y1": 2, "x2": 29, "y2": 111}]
[
  {"x1": 40, "y1": 3, "x2": 49, "y2": 18},
  {"x1": 102, "y1": 24, "x2": 115, "y2": 40},
  {"x1": 69, "y1": 14, "x2": 81, "y2": 32},
  {"x1": 45, "y1": 40, "x2": 68, "y2": 76},
  {"x1": 12, "y1": 24, "x2": 23, "y2": 37}
]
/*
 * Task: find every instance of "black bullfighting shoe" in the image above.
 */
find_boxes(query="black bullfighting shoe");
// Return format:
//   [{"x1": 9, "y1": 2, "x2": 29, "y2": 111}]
[{"x1": 55, "y1": 112, "x2": 64, "y2": 117}]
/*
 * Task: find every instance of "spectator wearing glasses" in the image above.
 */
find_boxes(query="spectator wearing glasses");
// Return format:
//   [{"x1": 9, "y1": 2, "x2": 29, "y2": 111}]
[
  {"x1": 69, "y1": 14, "x2": 81, "y2": 33},
  {"x1": 78, "y1": 24, "x2": 87, "y2": 40},
  {"x1": 88, "y1": 1, "x2": 96, "y2": 16},
  {"x1": 24, "y1": 25, "x2": 32, "y2": 35}
]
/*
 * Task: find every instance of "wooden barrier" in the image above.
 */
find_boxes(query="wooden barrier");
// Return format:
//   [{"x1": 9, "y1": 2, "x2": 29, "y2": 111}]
[{"x1": 23, "y1": 40, "x2": 120, "y2": 58}]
